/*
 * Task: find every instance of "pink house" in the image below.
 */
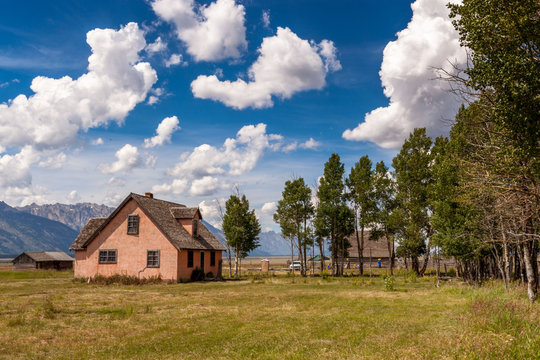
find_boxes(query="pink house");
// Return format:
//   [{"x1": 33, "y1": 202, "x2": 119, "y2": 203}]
[{"x1": 70, "y1": 192, "x2": 225, "y2": 282}]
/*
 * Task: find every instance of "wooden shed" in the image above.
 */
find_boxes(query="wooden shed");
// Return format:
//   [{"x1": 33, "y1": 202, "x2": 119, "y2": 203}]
[{"x1": 12, "y1": 251, "x2": 74, "y2": 270}]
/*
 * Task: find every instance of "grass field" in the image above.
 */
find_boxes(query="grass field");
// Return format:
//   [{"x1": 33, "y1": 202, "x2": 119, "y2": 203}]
[{"x1": 0, "y1": 267, "x2": 538, "y2": 359}]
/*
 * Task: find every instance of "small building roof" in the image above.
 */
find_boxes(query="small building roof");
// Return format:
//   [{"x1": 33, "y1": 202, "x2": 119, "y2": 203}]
[
  {"x1": 347, "y1": 231, "x2": 389, "y2": 259},
  {"x1": 70, "y1": 193, "x2": 226, "y2": 252},
  {"x1": 70, "y1": 217, "x2": 107, "y2": 250},
  {"x1": 14, "y1": 251, "x2": 74, "y2": 262},
  {"x1": 170, "y1": 207, "x2": 200, "y2": 219}
]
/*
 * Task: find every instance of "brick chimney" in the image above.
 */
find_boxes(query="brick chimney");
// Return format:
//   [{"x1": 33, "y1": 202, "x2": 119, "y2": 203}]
[{"x1": 145, "y1": 192, "x2": 153, "y2": 199}]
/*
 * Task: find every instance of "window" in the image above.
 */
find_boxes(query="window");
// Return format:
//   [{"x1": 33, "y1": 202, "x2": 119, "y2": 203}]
[
  {"x1": 210, "y1": 251, "x2": 216, "y2": 266},
  {"x1": 127, "y1": 214, "x2": 139, "y2": 234},
  {"x1": 187, "y1": 250, "x2": 193, "y2": 268},
  {"x1": 147, "y1": 250, "x2": 160, "y2": 268},
  {"x1": 192, "y1": 218, "x2": 198, "y2": 237},
  {"x1": 99, "y1": 250, "x2": 117, "y2": 264}
]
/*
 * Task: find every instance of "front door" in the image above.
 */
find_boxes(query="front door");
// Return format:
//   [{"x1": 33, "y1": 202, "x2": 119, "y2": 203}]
[{"x1": 200, "y1": 251, "x2": 205, "y2": 271}]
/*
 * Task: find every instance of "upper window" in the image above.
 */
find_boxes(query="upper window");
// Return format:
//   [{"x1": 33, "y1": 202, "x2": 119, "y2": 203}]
[
  {"x1": 187, "y1": 250, "x2": 194, "y2": 268},
  {"x1": 127, "y1": 214, "x2": 139, "y2": 234},
  {"x1": 99, "y1": 250, "x2": 117, "y2": 264},
  {"x1": 147, "y1": 250, "x2": 160, "y2": 268}
]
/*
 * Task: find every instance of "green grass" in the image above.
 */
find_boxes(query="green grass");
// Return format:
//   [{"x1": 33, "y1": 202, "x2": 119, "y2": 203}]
[{"x1": 0, "y1": 270, "x2": 538, "y2": 359}]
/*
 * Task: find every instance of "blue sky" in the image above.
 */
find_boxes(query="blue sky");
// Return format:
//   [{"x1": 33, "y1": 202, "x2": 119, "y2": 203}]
[{"x1": 0, "y1": 0, "x2": 466, "y2": 230}]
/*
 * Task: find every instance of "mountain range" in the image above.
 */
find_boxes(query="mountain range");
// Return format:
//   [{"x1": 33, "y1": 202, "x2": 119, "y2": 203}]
[{"x1": 1, "y1": 202, "x2": 291, "y2": 256}]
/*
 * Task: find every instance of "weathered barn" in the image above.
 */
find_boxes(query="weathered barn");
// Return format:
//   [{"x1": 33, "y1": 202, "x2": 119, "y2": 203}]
[
  {"x1": 12, "y1": 251, "x2": 74, "y2": 270},
  {"x1": 346, "y1": 231, "x2": 390, "y2": 266},
  {"x1": 71, "y1": 192, "x2": 226, "y2": 282}
]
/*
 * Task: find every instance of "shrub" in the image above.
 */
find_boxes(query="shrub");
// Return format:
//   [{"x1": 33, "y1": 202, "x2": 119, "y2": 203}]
[
  {"x1": 190, "y1": 267, "x2": 205, "y2": 281},
  {"x1": 383, "y1": 275, "x2": 395, "y2": 292},
  {"x1": 86, "y1": 274, "x2": 163, "y2": 285},
  {"x1": 205, "y1": 271, "x2": 214, "y2": 279}
]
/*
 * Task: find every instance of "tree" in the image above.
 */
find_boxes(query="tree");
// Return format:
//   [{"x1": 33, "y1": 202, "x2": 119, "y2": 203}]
[
  {"x1": 222, "y1": 194, "x2": 261, "y2": 277},
  {"x1": 371, "y1": 161, "x2": 400, "y2": 275},
  {"x1": 274, "y1": 178, "x2": 314, "y2": 276},
  {"x1": 316, "y1": 154, "x2": 354, "y2": 276},
  {"x1": 392, "y1": 128, "x2": 433, "y2": 276},
  {"x1": 448, "y1": 0, "x2": 539, "y2": 303},
  {"x1": 346, "y1": 155, "x2": 376, "y2": 275}
]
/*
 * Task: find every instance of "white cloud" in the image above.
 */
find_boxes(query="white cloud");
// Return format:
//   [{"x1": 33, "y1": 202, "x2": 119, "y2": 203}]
[
  {"x1": 38, "y1": 152, "x2": 67, "y2": 169},
  {"x1": 98, "y1": 144, "x2": 141, "y2": 174},
  {"x1": 189, "y1": 176, "x2": 226, "y2": 196},
  {"x1": 107, "y1": 176, "x2": 127, "y2": 187},
  {"x1": 198, "y1": 198, "x2": 225, "y2": 228},
  {"x1": 145, "y1": 154, "x2": 158, "y2": 168},
  {"x1": 146, "y1": 36, "x2": 167, "y2": 54},
  {"x1": 67, "y1": 190, "x2": 81, "y2": 203},
  {"x1": 342, "y1": 0, "x2": 466, "y2": 149},
  {"x1": 0, "y1": 145, "x2": 5, "y2": 154},
  {"x1": 165, "y1": 53, "x2": 184, "y2": 67},
  {"x1": 148, "y1": 96, "x2": 159, "y2": 105},
  {"x1": 152, "y1": 0, "x2": 247, "y2": 62},
  {"x1": 0, "y1": 22, "x2": 157, "y2": 150},
  {"x1": 300, "y1": 137, "x2": 321, "y2": 149},
  {"x1": 262, "y1": 10, "x2": 270, "y2": 28},
  {"x1": 282, "y1": 142, "x2": 298, "y2": 153},
  {"x1": 0, "y1": 146, "x2": 39, "y2": 188},
  {"x1": 261, "y1": 201, "x2": 276, "y2": 214},
  {"x1": 152, "y1": 178, "x2": 188, "y2": 195},
  {"x1": 191, "y1": 27, "x2": 340, "y2": 109},
  {"x1": 144, "y1": 116, "x2": 180, "y2": 148},
  {"x1": 4, "y1": 185, "x2": 48, "y2": 206},
  {"x1": 92, "y1": 138, "x2": 104, "y2": 145},
  {"x1": 157, "y1": 123, "x2": 281, "y2": 198}
]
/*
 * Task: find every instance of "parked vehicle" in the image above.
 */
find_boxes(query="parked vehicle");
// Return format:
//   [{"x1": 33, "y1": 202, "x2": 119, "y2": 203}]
[{"x1": 289, "y1": 261, "x2": 302, "y2": 271}]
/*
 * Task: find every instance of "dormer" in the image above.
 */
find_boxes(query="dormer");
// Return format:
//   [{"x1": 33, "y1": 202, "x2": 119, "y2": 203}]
[{"x1": 170, "y1": 207, "x2": 202, "y2": 236}]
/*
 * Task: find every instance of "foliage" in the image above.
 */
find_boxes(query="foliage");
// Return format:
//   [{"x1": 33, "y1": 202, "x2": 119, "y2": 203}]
[
  {"x1": 222, "y1": 193, "x2": 261, "y2": 277},
  {"x1": 190, "y1": 267, "x2": 205, "y2": 282}
]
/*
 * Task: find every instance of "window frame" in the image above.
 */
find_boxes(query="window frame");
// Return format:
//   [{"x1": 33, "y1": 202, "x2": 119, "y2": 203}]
[
  {"x1": 127, "y1": 214, "x2": 139, "y2": 235},
  {"x1": 98, "y1": 249, "x2": 117, "y2": 264},
  {"x1": 147, "y1": 250, "x2": 160, "y2": 268},
  {"x1": 210, "y1": 251, "x2": 216, "y2": 267},
  {"x1": 187, "y1": 250, "x2": 194, "y2": 268},
  {"x1": 192, "y1": 218, "x2": 198, "y2": 237}
]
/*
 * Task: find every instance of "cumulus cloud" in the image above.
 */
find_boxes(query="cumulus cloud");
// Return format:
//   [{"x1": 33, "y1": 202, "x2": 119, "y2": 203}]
[
  {"x1": 189, "y1": 176, "x2": 226, "y2": 196},
  {"x1": 151, "y1": 0, "x2": 247, "y2": 62},
  {"x1": 342, "y1": 0, "x2": 466, "y2": 148},
  {"x1": 191, "y1": 27, "x2": 341, "y2": 109},
  {"x1": 152, "y1": 178, "x2": 188, "y2": 195},
  {"x1": 98, "y1": 144, "x2": 141, "y2": 174},
  {"x1": 92, "y1": 138, "x2": 104, "y2": 145},
  {"x1": 0, "y1": 22, "x2": 157, "y2": 150},
  {"x1": 38, "y1": 152, "x2": 67, "y2": 169},
  {"x1": 107, "y1": 176, "x2": 127, "y2": 187},
  {"x1": 199, "y1": 198, "x2": 225, "y2": 228},
  {"x1": 146, "y1": 36, "x2": 167, "y2": 54},
  {"x1": 261, "y1": 201, "x2": 276, "y2": 214},
  {"x1": 67, "y1": 190, "x2": 81, "y2": 203},
  {"x1": 300, "y1": 137, "x2": 321, "y2": 149},
  {"x1": 0, "y1": 146, "x2": 39, "y2": 188},
  {"x1": 165, "y1": 53, "x2": 184, "y2": 67},
  {"x1": 156, "y1": 123, "x2": 282, "y2": 197},
  {"x1": 144, "y1": 116, "x2": 180, "y2": 148}
]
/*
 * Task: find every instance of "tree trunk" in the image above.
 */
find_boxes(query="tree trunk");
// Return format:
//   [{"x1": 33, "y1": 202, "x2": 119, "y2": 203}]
[
  {"x1": 419, "y1": 229, "x2": 432, "y2": 276},
  {"x1": 386, "y1": 232, "x2": 395, "y2": 276},
  {"x1": 318, "y1": 236, "x2": 325, "y2": 272},
  {"x1": 359, "y1": 226, "x2": 365, "y2": 276},
  {"x1": 297, "y1": 233, "x2": 305, "y2": 277},
  {"x1": 290, "y1": 238, "x2": 295, "y2": 277},
  {"x1": 522, "y1": 239, "x2": 538, "y2": 303}
]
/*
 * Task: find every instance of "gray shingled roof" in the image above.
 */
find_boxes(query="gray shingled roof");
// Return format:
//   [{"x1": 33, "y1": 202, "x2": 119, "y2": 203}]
[
  {"x1": 70, "y1": 193, "x2": 225, "y2": 252},
  {"x1": 70, "y1": 218, "x2": 107, "y2": 250},
  {"x1": 21, "y1": 251, "x2": 74, "y2": 262},
  {"x1": 170, "y1": 207, "x2": 200, "y2": 219}
]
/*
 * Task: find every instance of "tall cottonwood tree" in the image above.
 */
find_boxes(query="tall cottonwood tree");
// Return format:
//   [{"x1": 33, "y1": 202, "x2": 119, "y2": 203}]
[
  {"x1": 222, "y1": 194, "x2": 261, "y2": 277},
  {"x1": 392, "y1": 128, "x2": 433, "y2": 276},
  {"x1": 346, "y1": 155, "x2": 376, "y2": 275},
  {"x1": 274, "y1": 178, "x2": 314, "y2": 276},
  {"x1": 316, "y1": 154, "x2": 354, "y2": 276}
]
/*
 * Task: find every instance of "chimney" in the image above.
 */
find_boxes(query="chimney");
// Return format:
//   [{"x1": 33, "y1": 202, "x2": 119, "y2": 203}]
[{"x1": 145, "y1": 192, "x2": 153, "y2": 199}]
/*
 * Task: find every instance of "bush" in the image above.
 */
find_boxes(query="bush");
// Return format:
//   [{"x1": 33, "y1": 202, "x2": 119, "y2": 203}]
[
  {"x1": 190, "y1": 267, "x2": 205, "y2": 281},
  {"x1": 85, "y1": 274, "x2": 163, "y2": 285},
  {"x1": 205, "y1": 271, "x2": 214, "y2": 279},
  {"x1": 383, "y1": 275, "x2": 395, "y2": 292}
]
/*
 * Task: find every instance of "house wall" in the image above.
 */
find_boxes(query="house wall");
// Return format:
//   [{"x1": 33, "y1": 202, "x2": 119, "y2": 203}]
[
  {"x1": 74, "y1": 199, "x2": 179, "y2": 281},
  {"x1": 177, "y1": 249, "x2": 222, "y2": 280},
  {"x1": 177, "y1": 212, "x2": 200, "y2": 236}
]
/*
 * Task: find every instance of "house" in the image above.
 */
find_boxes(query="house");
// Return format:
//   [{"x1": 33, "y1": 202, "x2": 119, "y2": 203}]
[
  {"x1": 12, "y1": 251, "x2": 74, "y2": 270},
  {"x1": 346, "y1": 231, "x2": 390, "y2": 265},
  {"x1": 70, "y1": 192, "x2": 226, "y2": 281}
]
